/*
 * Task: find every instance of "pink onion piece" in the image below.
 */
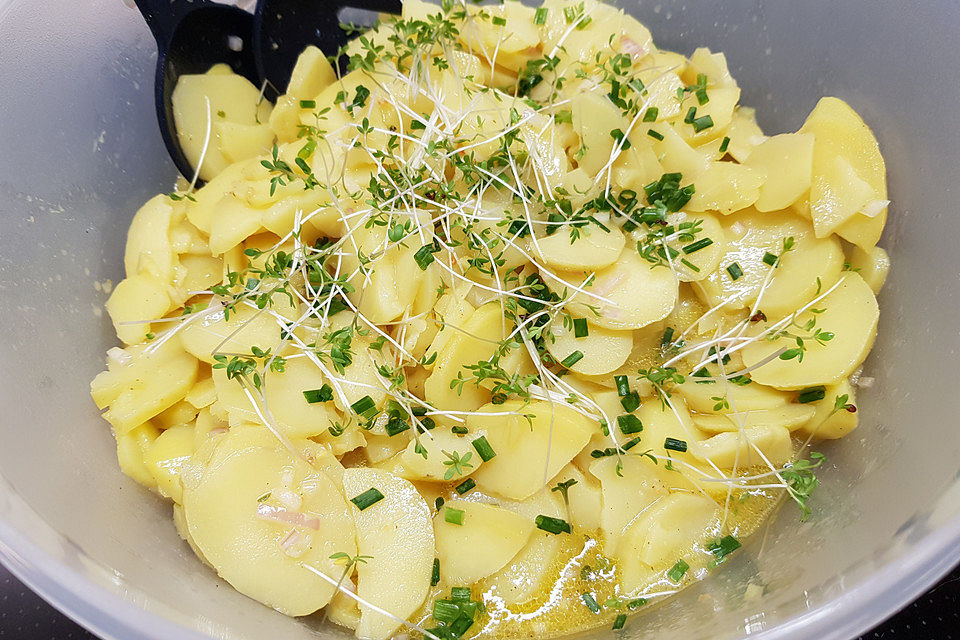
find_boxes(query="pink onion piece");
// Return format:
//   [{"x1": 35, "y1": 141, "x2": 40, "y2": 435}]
[
  {"x1": 256, "y1": 503, "x2": 320, "y2": 530},
  {"x1": 621, "y1": 36, "x2": 648, "y2": 61}
]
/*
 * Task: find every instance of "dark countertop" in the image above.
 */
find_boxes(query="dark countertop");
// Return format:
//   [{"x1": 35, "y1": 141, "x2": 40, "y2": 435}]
[{"x1": 2, "y1": 562, "x2": 958, "y2": 639}]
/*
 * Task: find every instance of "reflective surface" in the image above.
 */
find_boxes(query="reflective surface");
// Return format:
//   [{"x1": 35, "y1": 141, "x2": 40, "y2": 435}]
[{"x1": 1, "y1": 1, "x2": 959, "y2": 640}]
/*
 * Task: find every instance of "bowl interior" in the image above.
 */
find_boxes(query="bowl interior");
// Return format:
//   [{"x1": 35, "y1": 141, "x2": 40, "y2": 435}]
[{"x1": 1, "y1": 1, "x2": 959, "y2": 639}]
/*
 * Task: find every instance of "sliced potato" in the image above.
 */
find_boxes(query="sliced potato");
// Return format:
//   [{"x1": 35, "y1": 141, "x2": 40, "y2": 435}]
[
  {"x1": 693, "y1": 425, "x2": 793, "y2": 468},
  {"x1": 143, "y1": 424, "x2": 196, "y2": 503},
  {"x1": 470, "y1": 400, "x2": 595, "y2": 500},
  {"x1": 740, "y1": 273, "x2": 879, "y2": 389},
  {"x1": 182, "y1": 428, "x2": 356, "y2": 616},
  {"x1": 115, "y1": 422, "x2": 161, "y2": 489},
  {"x1": 180, "y1": 300, "x2": 294, "y2": 364},
  {"x1": 549, "y1": 463, "x2": 601, "y2": 532},
  {"x1": 744, "y1": 133, "x2": 814, "y2": 212},
  {"x1": 848, "y1": 245, "x2": 890, "y2": 294},
  {"x1": 124, "y1": 195, "x2": 176, "y2": 284},
  {"x1": 590, "y1": 455, "x2": 668, "y2": 555},
  {"x1": 545, "y1": 315, "x2": 632, "y2": 376},
  {"x1": 796, "y1": 378, "x2": 858, "y2": 440},
  {"x1": 678, "y1": 378, "x2": 790, "y2": 413},
  {"x1": 692, "y1": 403, "x2": 816, "y2": 434},
  {"x1": 398, "y1": 427, "x2": 482, "y2": 482},
  {"x1": 533, "y1": 224, "x2": 626, "y2": 272},
  {"x1": 105, "y1": 275, "x2": 172, "y2": 345},
  {"x1": 435, "y1": 499, "x2": 534, "y2": 585},
  {"x1": 686, "y1": 161, "x2": 761, "y2": 214}
]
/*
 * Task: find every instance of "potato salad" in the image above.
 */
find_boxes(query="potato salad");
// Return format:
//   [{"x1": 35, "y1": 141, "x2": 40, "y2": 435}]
[{"x1": 91, "y1": 0, "x2": 891, "y2": 637}]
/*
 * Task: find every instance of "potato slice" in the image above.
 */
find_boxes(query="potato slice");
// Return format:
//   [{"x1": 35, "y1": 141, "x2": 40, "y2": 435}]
[
  {"x1": 686, "y1": 161, "x2": 762, "y2": 214},
  {"x1": 678, "y1": 378, "x2": 790, "y2": 413},
  {"x1": 286, "y1": 45, "x2": 337, "y2": 100},
  {"x1": 555, "y1": 250, "x2": 678, "y2": 330},
  {"x1": 182, "y1": 430, "x2": 356, "y2": 616},
  {"x1": 618, "y1": 493, "x2": 720, "y2": 593},
  {"x1": 533, "y1": 225, "x2": 625, "y2": 272},
  {"x1": 115, "y1": 422, "x2": 161, "y2": 489},
  {"x1": 470, "y1": 400, "x2": 594, "y2": 500},
  {"x1": 848, "y1": 245, "x2": 890, "y2": 294},
  {"x1": 124, "y1": 195, "x2": 176, "y2": 284},
  {"x1": 143, "y1": 424, "x2": 196, "y2": 503},
  {"x1": 216, "y1": 121, "x2": 274, "y2": 165},
  {"x1": 545, "y1": 315, "x2": 632, "y2": 376},
  {"x1": 342, "y1": 468, "x2": 434, "y2": 640},
  {"x1": 435, "y1": 499, "x2": 534, "y2": 585},
  {"x1": 398, "y1": 427, "x2": 482, "y2": 482},
  {"x1": 721, "y1": 106, "x2": 767, "y2": 163},
  {"x1": 549, "y1": 463, "x2": 601, "y2": 532},
  {"x1": 796, "y1": 378, "x2": 859, "y2": 440},
  {"x1": 261, "y1": 357, "x2": 342, "y2": 439},
  {"x1": 692, "y1": 404, "x2": 816, "y2": 434},
  {"x1": 590, "y1": 455, "x2": 668, "y2": 555},
  {"x1": 800, "y1": 97, "x2": 887, "y2": 248},
  {"x1": 744, "y1": 133, "x2": 814, "y2": 212},
  {"x1": 741, "y1": 273, "x2": 879, "y2": 389},
  {"x1": 106, "y1": 275, "x2": 172, "y2": 345},
  {"x1": 180, "y1": 300, "x2": 294, "y2": 364},
  {"x1": 693, "y1": 425, "x2": 793, "y2": 468}
]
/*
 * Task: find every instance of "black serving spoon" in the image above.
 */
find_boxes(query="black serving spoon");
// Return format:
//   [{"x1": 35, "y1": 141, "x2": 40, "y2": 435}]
[
  {"x1": 134, "y1": 0, "x2": 262, "y2": 181},
  {"x1": 254, "y1": 0, "x2": 403, "y2": 94}
]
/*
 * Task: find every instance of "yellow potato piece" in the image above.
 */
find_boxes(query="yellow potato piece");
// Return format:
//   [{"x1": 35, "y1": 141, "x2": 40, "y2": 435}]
[
  {"x1": 180, "y1": 301, "x2": 292, "y2": 364},
  {"x1": 286, "y1": 45, "x2": 336, "y2": 100},
  {"x1": 545, "y1": 315, "x2": 632, "y2": 376},
  {"x1": 470, "y1": 400, "x2": 594, "y2": 500},
  {"x1": 692, "y1": 403, "x2": 816, "y2": 434},
  {"x1": 124, "y1": 195, "x2": 176, "y2": 284},
  {"x1": 678, "y1": 378, "x2": 790, "y2": 413},
  {"x1": 744, "y1": 133, "x2": 814, "y2": 212},
  {"x1": 549, "y1": 463, "x2": 601, "y2": 532},
  {"x1": 557, "y1": 249, "x2": 678, "y2": 330},
  {"x1": 848, "y1": 245, "x2": 891, "y2": 294},
  {"x1": 262, "y1": 357, "x2": 341, "y2": 438},
  {"x1": 741, "y1": 273, "x2": 879, "y2": 389},
  {"x1": 115, "y1": 422, "x2": 161, "y2": 489},
  {"x1": 398, "y1": 427, "x2": 482, "y2": 482},
  {"x1": 796, "y1": 378, "x2": 859, "y2": 440},
  {"x1": 143, "y1": 424, "x2": 196, "y2": 503},
  {"x1": 342, "y1": 468, "x2": 434, "y2": 640},
  {"x1": 570, "y1": 90, "x2": 627, "y2": 176},
  {"x1": 216, "y1": 121, "x2": 274, "y2": 165},
  {"x1": 618, "y1": 493, "x2": 720, "y2": 593},
  {"x1": 435, "y1": 499, "x2": 534, "y2": 585},
  {"x1": 209, "y1": 194, "x2": 263, "y2": 256},
  {"x1": 801, "y1": 97, "x2": 887, "y2": 248},
  {"x1": 590, "y1": 455, "x2": 668, "y2": 555},
  {"x1": 722, "y1": 106, "x2": 768, "y2": 163},
  {"x1": 182, "y1": 430, "x2": 356, "y2": 616},
  {"x1": 105, "y1": 275, "x2": 172, "y2": 345},
  {"x1": 687, "y1": 161, "x2": 762, "y2": 214},
  {"x1": 693, "y1": 425, "x2": 793, "y2": 469},
  {"x1": 533, "y1": 225, "x2": 625, "y2": 272},
  {"x1": 658, "y1": 212, "x2": 726, "y2": 282}
]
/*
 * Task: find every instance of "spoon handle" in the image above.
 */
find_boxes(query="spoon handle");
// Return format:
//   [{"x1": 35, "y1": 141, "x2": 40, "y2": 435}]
[{"x1": 133, "y1": 0, "x2": 213, "y2": 45}]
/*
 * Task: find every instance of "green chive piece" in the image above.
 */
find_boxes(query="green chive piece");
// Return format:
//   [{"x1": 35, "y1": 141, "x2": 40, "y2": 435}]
[
  {"x1": 414, "y1": 243, "x2": 438, "y2": 270},
  {"x1": 444, "y1": 507, "x2": 465, "y2": 525},
  {"x1": 614, "y1": 375, "x2": 631, "y2": 397},
  {"x1": 719, "y1": 136, "x2": 731, "y2": 153},
  {"x1": 435, "y1": 496, "x2": 445, "y2": 510},
  {"x1": 707, "y1": 535, "x2": 742, "y2": 564},
  {"x1": 302, "y1": 384, "x2": 333, "y2": 403},
  {"x1": 613, "y1": 614, "x2": 627, "y2": 630},
  {"x1": 647, "y1": 129, "x2": 664, "y2": 141},
  {"x1": 491, "y1": 15, "x2": 506, "y2": 26},
  {"x1": 684, "y1": 106, "x2": 697, "y2": 124},
  {"x1": 629, "y1": 597, "x2": 647, "y2": 609},
  {"x1": 762, "y1": 251, "x2": 779, "y2": 266},
  {"x1": 450, "y1": 586, "x2": 472, "y2": 603},
  {"x1": 642, "y1": 107, "x2": 658, "y2": 122},
  {"x1": 726, "y1": 262, "x2": 744, "y2": 280},
  {"x1": 797, "y1": 386, "x2": 827, "y2": 403},
  {"x1": 472, "y1": 436, "x2": 496, "y2": 461},
  {"x1": 667, "y1": 559, "x2": 690, "y2": 583},
  {"x1": 432, "y1": 600, "x2": 461, "y2": 623},
  {"x1": 534, "y1": 7, "x2": 548, "y2": 24},
  {"x1": 563, "y1": 6, "x2": 576, "y2": 22},
  {"x1": 561, "y1": 351, "x2": 584, "y2": 368},
  {"x1": 451, "y1": 425, "x2": 469, "y2": 435},
  {"x1": 350, "y1": 395, "x2": 377, "y2": 418},
  {"x1": 619, "y1": 391, "x2": 640, "y2": 413},
  {"x1": 661, "y1": 326, "x2": 675, "y2": 347},
  {"x1": 682, "y1": 237, "x2": 713, "y2": 254},
  {"x1": 573, "y1": 317, "x2": 589, "y2": 338},
  {"x1": 581, "y1": 592, "x2": 601, "y2": 613},
  {"x1": 664, "y1": 437, "x2": 688, "y2": 452},
  {"x1": 350, "y1": 488, "x2": 384, "y2": 511},
  {"x1": 455, "y1": 478, "x2": 476, "y2": 495},
  {"x1": 617, "y1": 414, "x2": 643, "y2": 435},
  {"x1": 299, "y1": 99, "x2": 317, "y2": 109},
  {"x1": 385, "y1": 416, "x2": 410, "y2": 437},
  {"x1": 535, "y1": 514, "x2": 572, "y2": 535},
  {"x1": 692, "y1": 115, "x2": 714, "y2": 132},
  {"x1": 622, "y1": 437, "x2": 642, "y2": 451}
]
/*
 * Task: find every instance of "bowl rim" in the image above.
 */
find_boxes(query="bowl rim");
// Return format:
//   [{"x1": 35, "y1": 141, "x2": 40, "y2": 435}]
[{"x1": 2, "y1": 486, "x2": 960, "y2": 640}]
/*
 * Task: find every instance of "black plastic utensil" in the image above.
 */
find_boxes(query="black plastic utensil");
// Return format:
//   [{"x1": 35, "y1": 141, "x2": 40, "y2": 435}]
[
  {"x1": 254, "y1": 0, "x2": 403, "y2": 94},
  {"x1": 134, "y1": 0, "x2": 262, "y2": 181}
]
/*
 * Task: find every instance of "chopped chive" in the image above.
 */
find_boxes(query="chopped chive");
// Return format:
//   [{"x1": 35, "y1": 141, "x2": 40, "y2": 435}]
[
  {"x1": 435, "y1": 496, "x2": 445, "y2": 510},
  {"x1": 491, "y1": 15, "x2": 506, "y2": 26},
  {"x1": 350, "y1": 488, "x2": 384, "y2": 511},
  {"x1": 534, "y1": 6, "x2": 548, "y2": 24},
  {"x1": 617, "y1": 414, "x2": 643, "y2": 435},
  {"x1": 433, "y1": 600, "x2": 460, "y2": 623},
  {"x1": 412, "y1": 407, "x2": 428, "y2": 417},
  {"x1": 561, "y1": 350, "x2": 584, "y2": 368},
  {"x1": 573, "y1": 317, "x2": 589, "y2": 338},
  {"x1": 622, "y1": 436, "x2": 642, "y2": 450},
  {"x1": 696, "y1": 86, "x2": 710, "y2": 105},
  {"x1": 299, "y1": 99, "x2": 317, "y2": 109},
  {"x1": 661, "y1": 326, "x2": 675, "y2": 347},
  {"x1": 455, "y1": 478, "x2": 476, "y2": 495},
  {"x1": 719, "y1": 136, "x2": 731, "y2": 153},
  {"x1": 647, "y1": 129, "x2": 664, "y2": 141},
  {"x1": 471, "y1": 436, "x2": 496, "y2": 461},
  {"x1": 729, "y1": 375, "x2": 752, "y2": 386},
  {"x1": 667, "y1": 559, "x2": 690, "y2": 583},
  {"x1": 536, "y1": 514, "x2": 572, "y2": 535},
  {"x1": 581, "y1": 592, "x2": 601, "y2": 613},
  {"x1": 563, "y1": 5, "x2": 577, "y2": 22},
  {"x1": 680, "y1": 258, "x2": 701, "y2": 273},
  {"x1": 762, "y1": 251, "x2": 779, "y2": 266},
  {"x1": 684, "y1": 106, "x2": 697, "y2": 124},
  {"x1": 613, "y1": 614, "x2": 627, "y2": 630},
  {"x1": 642, "y1": 107, "x2": 658, "y2": 122},
  {"x1": 451, "y1": 425, "x2": 469, "y2": 435},
  {"x1": 303, "y1": 384, "x2": 333, "y2": 403},
  {"x1": 628, "y1": 598, "x2": 647, "y2": 609},
  {"x1": 420, "y1": 416, "x2": 437, "y2": 430},
  {"x1": 450, "y1": 586, "x2": 472, "y2": 603},
  {"x1": 385, "y1": 416, "x2": 410, "y2": 436},
  {"x1": 692, "y1": 115, "x2": 714, "y2": 132},
  {"x1": 614, "y1": 375, "x2": 631, "y2": 397},
  {"x1": 444, "y1": 507, "x2": 465, "y2": 525},
  {"x1": 414, "y1": 243, "x2": 438, "y2": 270},
  {"x1": 664, "y1": 437, "x2": 688, "y2": 452},
  {"x1": 449, "y1": 616, "x2": 473, "y2": 636},
  {"x1": 577, "y1": 15, "x2": 592, "y2": 29},
  {"x1": 707, "y1": 535, "x2": 742, "y2": 564},
  {"x1": 620, "y1": 391, "x2": 640, "y2": 413},
  {"x1": 726, "y1": 262, "x2": 744, "y2": 280},
  {"x1": 797, "y1": 386, "x2": 827, "y2": 403},
  {"x1": 682, "y1": 237, "x2": 713, "y2": 254},
  {"x1": 350, "y1": 395, "x2": 377, "y2": 418}
]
